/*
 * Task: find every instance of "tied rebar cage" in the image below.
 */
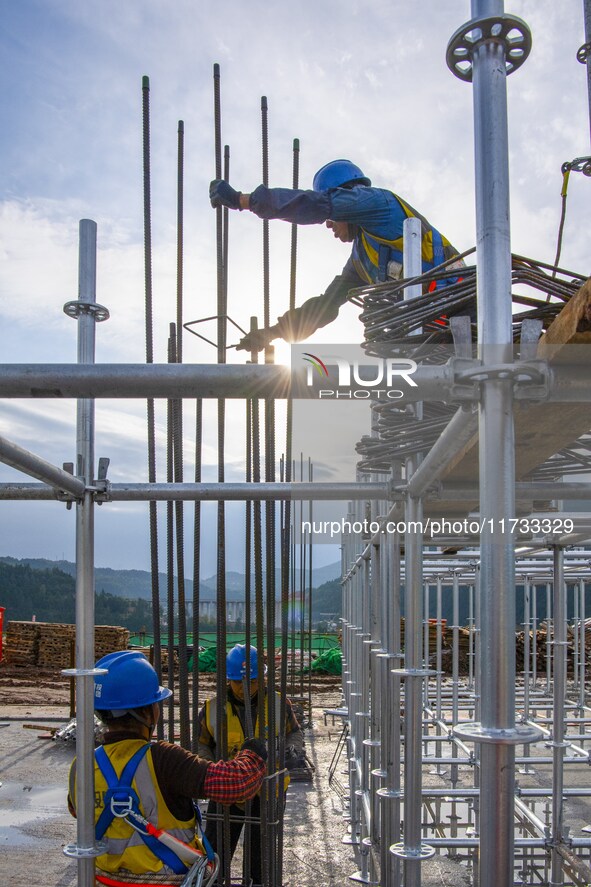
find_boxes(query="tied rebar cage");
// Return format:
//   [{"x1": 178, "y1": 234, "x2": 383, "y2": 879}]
[{"x1": 3, "y1": 2, "x2": 591, "y2": 887}]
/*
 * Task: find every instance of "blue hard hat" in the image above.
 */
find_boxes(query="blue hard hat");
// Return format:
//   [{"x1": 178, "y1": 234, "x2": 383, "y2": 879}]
[
  {"x1": 312, "y1": 159, "x2": 371, "y2": 192},
  {"x1": 94, "y1": 650, "x2": 172, "y2": 711},
  {"x1": 226, "y1": 644, "x2": 259, "y2": 681}
]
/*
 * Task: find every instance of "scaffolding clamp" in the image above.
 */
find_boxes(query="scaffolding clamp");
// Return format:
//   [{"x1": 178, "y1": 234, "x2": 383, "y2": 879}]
[
  {"x1": 448, "y1": 357, "x2": 481, "y2": 402},
  {"x1": 450, "y1": 357, "x2": 549, "y2": 402},
  {"x1": 93, "y1": 479, "x2": 112, "y2": 503},
  {"x1": 93, "y1": 457, "x2": 112, "y2": 503}
]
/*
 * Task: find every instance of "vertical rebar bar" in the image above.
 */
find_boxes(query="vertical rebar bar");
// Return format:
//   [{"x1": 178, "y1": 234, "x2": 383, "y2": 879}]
[
  {"x1": 166, "y1": 330, "x2": 176, "y2": 740},
  {"x1": 212, "y1": 61, "x2": 231, "y2": 887},
  {"x1": 142, "y1": 74, "x2": 163, "y2": 738},
  {"x1": 583, "y1": 0, "x2": 591, "y2": 147}
]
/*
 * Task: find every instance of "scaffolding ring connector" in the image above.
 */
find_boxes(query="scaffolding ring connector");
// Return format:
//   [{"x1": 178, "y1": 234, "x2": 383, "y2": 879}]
[
  {"x1": 446, "y1": 14, "x2": 532, "y2": 82},
  {"x1": 63, "y1": 300, "x2": 110, "y2": 322},
  {"x1": 577, "y1": 41, "x2": 591, "y2": 64},
  {"x1": 454, "y1": 361, "x2": 546, "y2": 391},
  {"x1": 63, "y1": 840, "x2": 107, "y2": 859},
  {"x1": 390, "y1": 841, "x2": 436, "y2": 861},
  {"x1": 453, "y1": 722, "x2": 544, "y2": 746}
]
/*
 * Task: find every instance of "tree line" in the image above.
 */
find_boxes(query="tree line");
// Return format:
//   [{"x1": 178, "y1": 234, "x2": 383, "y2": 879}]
[{"x1": 0, "y1": 562, "x2": 154, "y2": 631}]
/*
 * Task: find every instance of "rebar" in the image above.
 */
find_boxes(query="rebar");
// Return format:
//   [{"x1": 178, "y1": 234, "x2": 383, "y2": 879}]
[{"x1": 142, "y1": 74, "x2": 163, "y2": 735}]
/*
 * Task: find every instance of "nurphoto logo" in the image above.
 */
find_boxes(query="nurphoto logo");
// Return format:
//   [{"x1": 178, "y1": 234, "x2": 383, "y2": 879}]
[{"x1": 302, "y1": 352, "x2": 418, "y2": 400}]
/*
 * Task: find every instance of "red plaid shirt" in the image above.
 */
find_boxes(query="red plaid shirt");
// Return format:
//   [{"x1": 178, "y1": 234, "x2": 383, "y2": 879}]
[{"x1": 203, "y1": 749, "x2": 266, "y2": 805}]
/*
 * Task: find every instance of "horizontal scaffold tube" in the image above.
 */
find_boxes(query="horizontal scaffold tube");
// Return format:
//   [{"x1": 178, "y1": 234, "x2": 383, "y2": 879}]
[
  {"x1": 0, "y1": 434, "x2": 86, "y2": 497},
  {"x1": 0, "y1": 361, "x2": 588, "y2": 402},
  {"x1": 406, "y1": 406, "x2": 478, "y2": 498},
  {"x1": 0, "y1": 481, "x2": 391, "y2": 502},
  {"x1": 0, "y1": 363, "x2": 292, "y2": 399},
  {"x1": 439, "y1": 481, "x2": 591, "y2": 500}
]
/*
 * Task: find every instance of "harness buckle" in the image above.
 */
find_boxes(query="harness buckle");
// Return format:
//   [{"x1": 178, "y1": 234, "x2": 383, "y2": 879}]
[{"x1": 109, "y1": 792, "x2": 135, "y2": 818}]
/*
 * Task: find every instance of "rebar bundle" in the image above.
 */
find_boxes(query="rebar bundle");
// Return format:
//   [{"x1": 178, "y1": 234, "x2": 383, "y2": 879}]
[{"x1": 355, "y1": 254, "x2": 586, "y2": 354}]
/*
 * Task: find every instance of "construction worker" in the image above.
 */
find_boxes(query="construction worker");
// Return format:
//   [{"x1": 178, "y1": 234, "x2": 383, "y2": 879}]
[
  {"x1": 68, "y1": 650, "x2": 267, "y2": 885},
  {"x1": 197, "y1": 644, "x2": 304, "y2": 887},
  {"x1": 209, "y1": 158, "x2": 464, "y2": 352}
]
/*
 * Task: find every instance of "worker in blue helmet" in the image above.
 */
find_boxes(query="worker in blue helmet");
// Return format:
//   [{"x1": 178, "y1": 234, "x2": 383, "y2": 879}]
[
  {"x1": 197, "y1": 644, "x2": 304, "y2": 887},
  {"x1": 209, "y1": 159, "x2": 464, "y2": 351},
  {"x1": 67, "y1": 650, "x2": 267, "y2": 884}
]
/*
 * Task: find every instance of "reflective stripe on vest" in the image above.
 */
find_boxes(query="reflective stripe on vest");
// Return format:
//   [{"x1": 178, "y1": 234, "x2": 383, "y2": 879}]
[
  {"x1": 351, "y1": 192, "x2": 458, "y2": 284},
  {"x1": 69, "y1": 739, "x2": 198, "y2": 876}
]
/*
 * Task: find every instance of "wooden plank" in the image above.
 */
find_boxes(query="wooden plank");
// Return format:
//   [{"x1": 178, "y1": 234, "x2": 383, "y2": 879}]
[{"x1": 539, "y1": 277, "x2": 591, "y2": 351}]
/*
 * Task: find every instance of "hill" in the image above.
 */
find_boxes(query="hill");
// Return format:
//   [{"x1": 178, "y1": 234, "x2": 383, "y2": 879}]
[
  {"x1": 0, "y1": 556, "x2": 341, "y2": 602},
  {"x1": 0, "y1": 561, "x2": 154, "y2": 630}
]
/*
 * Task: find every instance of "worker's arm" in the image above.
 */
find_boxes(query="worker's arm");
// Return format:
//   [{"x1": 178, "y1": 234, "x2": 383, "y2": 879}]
[
  {"x1": 204, "y1": 740, "x2": 268, "y2": 804},
  {"x1": 151, "y1": 738, "x2": 267, "y2": 809},
  {"x1": 236, "y1": 269, "x2": 360, "y2": 352},
  {"x1": 210, "y1": 180, "x2": 331, "y2": 225}
]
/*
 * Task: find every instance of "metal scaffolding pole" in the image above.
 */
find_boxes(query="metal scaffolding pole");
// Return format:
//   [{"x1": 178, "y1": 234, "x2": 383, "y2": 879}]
[
  {"x1": 61, "y1": 219, "x2": 104, "y2": 885},
  {"x1": 0, "y1": 480, "x2": 392, "y2": 502},
  {"x1": 447, "y1": 4, "x2": 540, "y2": 886},
  {"x1": 551, "y1": 546, "x2": 567, "y2": 886},
  {"x1": 391, "y1": 216, "x2": 433, "y2": 885}
]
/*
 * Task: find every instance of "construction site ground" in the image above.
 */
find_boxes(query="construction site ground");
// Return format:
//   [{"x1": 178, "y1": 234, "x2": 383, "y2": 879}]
[{"x1": 2, "y1": 664, "x2": 591, "y2": 886}]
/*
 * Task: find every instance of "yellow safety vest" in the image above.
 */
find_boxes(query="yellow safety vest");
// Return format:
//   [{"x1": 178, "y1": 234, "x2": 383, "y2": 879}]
[
  {"x1": 204, "y1": 692, "x2": 290, "y2": 793},
  {"x1": 69, "y1": 739, "x2": 201, "y2": 875},
  {"x1": 351, "y1": 193, "x2": 459, "y2": 284}
]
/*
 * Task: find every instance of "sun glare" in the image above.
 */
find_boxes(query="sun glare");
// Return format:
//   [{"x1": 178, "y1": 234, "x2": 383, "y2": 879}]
[{"x1": 272, "y1": 339, "x2": 292, "y2": 368}]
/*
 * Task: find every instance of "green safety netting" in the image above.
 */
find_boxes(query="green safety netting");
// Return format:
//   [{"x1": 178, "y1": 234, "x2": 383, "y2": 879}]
[{"x1": 307, "y1": 647, "x2": 342, "y2": 675}]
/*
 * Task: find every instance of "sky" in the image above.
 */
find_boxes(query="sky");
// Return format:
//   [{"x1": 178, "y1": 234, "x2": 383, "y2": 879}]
[{"x1": 0, "y1": 0, "x2": 589, "y2": 578}]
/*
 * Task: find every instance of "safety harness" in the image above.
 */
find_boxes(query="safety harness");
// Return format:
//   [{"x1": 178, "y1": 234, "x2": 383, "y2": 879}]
[{"x1": 95, "y1": 745, "x2": 213, "y2": 875}]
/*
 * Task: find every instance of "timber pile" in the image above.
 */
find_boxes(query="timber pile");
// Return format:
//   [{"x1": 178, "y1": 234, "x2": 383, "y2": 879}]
[
  {"x1": 160, "y1": 648, "x2": 180, "y2": 675},
  {"x1": 4, "y1": 621, "x2": 129, "y2": 667},
  {"x1": 438, "y1": 624, "x2": 591, "y2": 675},
  {"x1": 401, "y1": 618, "x2": 445, "y2": 651},
  {"x1": 3, "y1": 621, "x2": 38, "y2": 666}
]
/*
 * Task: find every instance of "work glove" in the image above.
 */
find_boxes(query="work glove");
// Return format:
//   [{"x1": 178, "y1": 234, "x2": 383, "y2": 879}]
[
  {"x1": 236, "y1": 326, "x2": 278, "y2": 353},
  {"x1": 241, "y1": 737, "x2": 268, "y2": 762},
  {"x1": 209, "y1": 179, "x2": 242, "y2": 210}
]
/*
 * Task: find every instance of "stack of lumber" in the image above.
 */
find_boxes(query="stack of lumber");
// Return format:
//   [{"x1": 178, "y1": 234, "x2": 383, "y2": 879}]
[
  {"x1": 4, "y1": 621, "x2": 129, "y2": 668},
  {"x1": 37, "y1": 623, "x2": 76, "y2": 667},
  {"x1": 4, "y1": 621, "x2": 39, "y2": 666},
  {"x1": 160, "y1": 648, "x2": 179, "y2": 675},
  {"x1": 401, "y1": 618, "x2": 445, "y2": 651}
]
